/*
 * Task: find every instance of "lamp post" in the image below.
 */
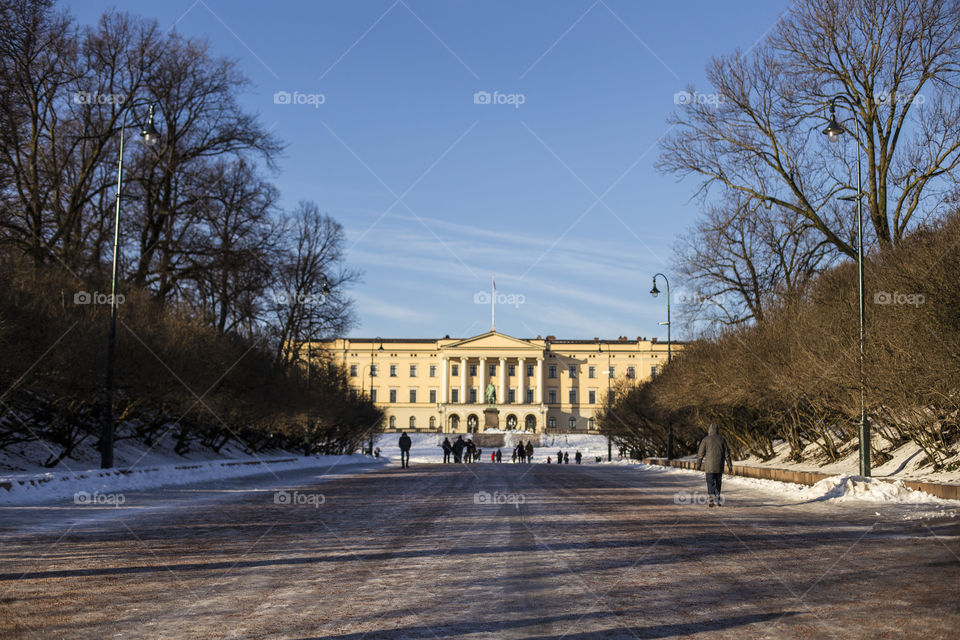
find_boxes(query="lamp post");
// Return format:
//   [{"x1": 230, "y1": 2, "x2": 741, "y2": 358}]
[
  {"x1": 368, "y1": 337, "x2": 383, "y2": 455},
  {"x1": 102, "y1": 104, "x2": 160, "y2": 469},
  {"x1": 599, "y1": 342, "x2": 612, "y2": 462},
  {"x1": 650, "y1": 273, "x2": 672, "y2": 460},
  {"x1": 823, "y1": 96, "x2": 870, "y2": 477}
]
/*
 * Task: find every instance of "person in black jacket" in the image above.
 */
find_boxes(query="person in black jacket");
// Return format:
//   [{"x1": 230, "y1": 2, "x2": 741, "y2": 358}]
[
  {"x1": 575, "y1": 450, "x2": 582, "y2": 464},
  {"x1": 441, "y1": 437, "x2": 452, "y2": 463},
  {"x1": 696, "y1": 423, "x2": 733, "y2": 506},
  {"x1": 398, "y1": 432, "x2": 412, "y2": 468},
  {"x1": 452, "y1": 435, "x2": 465, "y2": 463}
]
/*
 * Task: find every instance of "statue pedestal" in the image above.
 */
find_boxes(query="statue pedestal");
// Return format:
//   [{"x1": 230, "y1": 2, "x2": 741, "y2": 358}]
[{"x1": 483, "y1": 408, "x2": 500, "y2": 430}]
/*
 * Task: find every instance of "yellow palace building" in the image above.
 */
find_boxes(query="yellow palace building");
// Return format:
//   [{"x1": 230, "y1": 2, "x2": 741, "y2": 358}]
[{"x1": 320, "y1": 331, "x2": 675, "y2": 434}]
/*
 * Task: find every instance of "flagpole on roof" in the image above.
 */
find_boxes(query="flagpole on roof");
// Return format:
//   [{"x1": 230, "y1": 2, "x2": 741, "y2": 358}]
[{"x1": 491, "y1": 275, "x2": 495, "y2": 332}]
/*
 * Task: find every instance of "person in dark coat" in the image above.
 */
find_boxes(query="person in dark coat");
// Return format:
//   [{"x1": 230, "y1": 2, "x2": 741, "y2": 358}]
[
  {"x1": 441, "y1": 437, "x2": 452, "y2": 463},
  {"x1": 563, "y1": 452, "x2": 569, "y2": 464},
  {"x1": 496, "y1": 448, "x2": 502, "y2": 463},
  {"x1": 398, "y1": 432, "x2": 412, "y2": 469},
  {"x1": 452, "y1": 435, "x2": 465, "y2": 463},
  {"x1": 525, "y1": 441, "x2": 534, "y2": 463},
  {"x1": 557, "y1": 450, "x2": 563, "y2": 465},
  {"x1": 696, "y1": 423, "x2": 733, "y2": 506},
  {"x1": 575, "y1": 450, "x2": 582, "y2": 464},
  {"x1": 517, "y1": 443, "x2": 526, "y2": 463}
]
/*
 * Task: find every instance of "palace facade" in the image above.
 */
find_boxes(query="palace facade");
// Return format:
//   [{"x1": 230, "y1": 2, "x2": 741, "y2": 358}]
[{"x1": 321, "y1": 331, "x2": 675, "y2": 434}]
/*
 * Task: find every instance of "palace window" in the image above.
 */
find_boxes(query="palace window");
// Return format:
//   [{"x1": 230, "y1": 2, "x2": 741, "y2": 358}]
[
  {"x1": 651, "y1": 365, "x2": 659, "y2": 378},
  {"x1": 588, "y1": 390, "x2": 596, "y2": 404},
  {"x1": 370, "y1": 389, "x2": 378, "y2": 402},
  {"x1": 548, "y1": 365, "x2": 557, "y2": 379},
  {"x1": 429, "y1": 416, "x2": 436, "y2": 429},
  {"x1": 429, "y1": 365, "x2": 437, "y2": 377},
  {"x1": 548, "y1": 389, "x2": 557, "y2": 404},
  {"x1": 469, "y1": 364, "x2": 477, "y2": 376},
  {"x1": 508, "y1": 388, "x2": 516, "y2": 403},
  {"x1": 349, "y1": 364, "x2": 358, "y2": 377},
  {"x1": 508, "y1": 364, "x2": 516, "y2": 376},
  {"x1": 608, "y1": 365, "x2": 616, "y2": 378},
  {"x1": 389, "y1": 389, "x2": 397, "y2": 403},
  {"x1": 568, "y1": 365, "x2": 577, "y2": 378},
  {"x1": 429, "y1": 389, "x2": 437, "y2": 403},
  {"x1": 370, "y1": 365, "x2": 378, "y2": 377},
  {"x1": 451, "y1": 389, "x2": 459, "y2": 403},
  {"x1": 470, "y1": 388, "x2": 478, "y2": 403},
  {"x1": 389, "y1": 415, "x2": 396, "y2": 429},
  {"x1": 409, "y1": 389, "x2": 417, "y2": 403},
  {"x1": 569, "y1": 417, "x2": 577, "y2": 429},
  {"x1": 626, "y1": 366, "x2": 636, "y2": 379},
  {"x1": 410, "y1": 364, "x2": 418, "y2": 377},
  {"x1": 588, "y1": 366, "x2": 596, "y2": 378},
  {"x1": 569, "y1": 389, "x2": 577, "y2": 404},
  {"x1": 452, "y1": 364, "x2": 459, "y2": 376},
  {"x1": 526, "y1": 389, "x2": 534, "y2": 403},
  {"x1": 588, "y1": 418, "x2": 596, "y2": 430},
  {"x1": 409, "y1": 416, "x2": 416, "y2": 428},
  {"x1": 389, "y1": 364, "x2": 398, "y2": 377},
  {"x1": 526, "y1": 364, "x2": 534, "y2": 377},
  {"x1": 548, "y1": 417, "x2": 557, "y2": 428}
]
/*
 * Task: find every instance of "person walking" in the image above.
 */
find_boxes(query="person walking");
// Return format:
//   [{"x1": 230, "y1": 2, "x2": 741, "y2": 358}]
[
  {"x1": 512, "y1": 447, "x2": 517, "y2": 463},
  {"x1": 575, "y1": 450, "x2": 582, "y2": 464},
  {"x1": 518, "y1": 443, "x2": 526, "y2": 463},
  {"x1": 525, "y1": 440, "x2": 534, "y2": 463},
  {"x1": 557, "y1": 449, "x2": 563, "y2": 465},
  {"x1": 452, "y1": 435, "x2": 465, "y2": 463},
  {"x1": 442, "y1": 437, "x2": 452, "y2": 464},
  {"x1": 696, "y1": 423, "x2": 733, "y2": 507},
  {"x1": 563, "y1": 452, "x2": 569, "y2": 464},
  {"x1": 398, "y1": 432, "x2": 412, "y2": 469},
  {"x1": 496, "y1": 448, "x2": 502, "y2": 463}
]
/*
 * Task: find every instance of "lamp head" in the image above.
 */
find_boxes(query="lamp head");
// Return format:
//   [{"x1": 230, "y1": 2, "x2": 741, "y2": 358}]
[
  {"x1": 140, "y1": 104, "x2": 160, "y2": 146},
  {"x1": 650, "y1": 279, "x2": 660, "y2": 297},
  {"x1": 822, "y1": 101, "x2": 844, "y2": 140}
]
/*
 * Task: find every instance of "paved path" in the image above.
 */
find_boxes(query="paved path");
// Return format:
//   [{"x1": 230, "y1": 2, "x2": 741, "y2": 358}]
[{"x1": 1, "y1": 462, "x2": 958, "y2": 639}]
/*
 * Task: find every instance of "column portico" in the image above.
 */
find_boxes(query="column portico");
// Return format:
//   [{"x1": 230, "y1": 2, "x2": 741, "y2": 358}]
[
  {"x1": 440, "y1": 357, "x2": 448, "y2": 403},
  {"x1": 517, "y1": 358, "x2": 526, "y2": 404},
  {"x1": 459, "y1": 357, "x2": 467, "y2": 404},
  {"x1": 536, "y1": 358, "x2": 544, "y2": 404},
  {"x1": 498, "y1": 357, "x2": 506, "y2": 404}
]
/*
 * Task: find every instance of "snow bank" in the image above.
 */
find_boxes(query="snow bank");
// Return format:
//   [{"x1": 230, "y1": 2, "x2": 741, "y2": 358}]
[
  {"x1": 629, "y1": 462, "x2": 959, "y2": 505},
  {"x1": 796, "y1": 474, "x2": 951, "y2": 504},
  {"x1": 0, "y1": 454, "x2": 384, "y2": 505}
]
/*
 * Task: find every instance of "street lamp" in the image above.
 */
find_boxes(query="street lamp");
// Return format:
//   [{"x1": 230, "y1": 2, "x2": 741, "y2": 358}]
[
  {"x1": 102, "y1": 104, "x2": 160, "y2": 469},
  {"x1": 368, "y1": 337, "x2": 383, "y2": 455},
  {"x1": 650, "y1": 273, "x2": 673, "y2": 459},
  {"x1": 823, "y1": 96, "x2": 870, "y2": 477},
  {"x1": 599, "y1": 342, "x2": 612, "y2": 462}
]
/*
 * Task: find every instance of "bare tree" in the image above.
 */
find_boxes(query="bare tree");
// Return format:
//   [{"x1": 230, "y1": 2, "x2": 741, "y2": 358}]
[
  {"x1": 675, "y1": 192, "x2": 837, "y2": 329},
  {"x1": 659, "y1": 0, "x2": 960, "y2": 257},
  {"x1": 271, "y1": 202, "x2": 359, "y2": 367}
]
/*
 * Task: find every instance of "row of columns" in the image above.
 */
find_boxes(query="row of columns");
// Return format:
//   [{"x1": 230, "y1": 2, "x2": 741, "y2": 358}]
[{"x1": 440, "y1": 356, "x2": 544, "y2": 405}]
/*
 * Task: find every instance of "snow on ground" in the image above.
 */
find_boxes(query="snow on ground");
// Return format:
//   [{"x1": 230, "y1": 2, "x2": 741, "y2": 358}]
[
  {"x1": 626, "y1": 461, "x2": 960, "y2": 512},
  {"x1": 735, "y1": 435, "x2": 960, "y2": 484},
  {"x1": 0, "y1": 454, "x2": 386, "y2": 505},
  {"x1": 375, "y1": 431, "x2": 613, "y2": 464}
]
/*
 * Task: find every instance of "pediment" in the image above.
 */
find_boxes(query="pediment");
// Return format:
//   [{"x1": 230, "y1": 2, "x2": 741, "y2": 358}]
[{"x1": 444, "y1": 331, "x2": 540, "y2": 352}]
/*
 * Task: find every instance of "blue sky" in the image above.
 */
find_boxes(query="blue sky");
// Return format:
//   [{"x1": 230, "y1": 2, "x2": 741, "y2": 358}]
[{"x1": 65, "y1": 0, "x2": 791, "y2": 340}]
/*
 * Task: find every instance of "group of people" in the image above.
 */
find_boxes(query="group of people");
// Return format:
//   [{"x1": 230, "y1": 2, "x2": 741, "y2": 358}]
[
  {"x1": 440, "y1": 435, "x2": 486, "y2": 463},
  {"x1": 546, "y1": 449, "x2": 582, "y2": 464},
  {"x1": 511, "y1": 441, "x2": 535, "y2": 463}
]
